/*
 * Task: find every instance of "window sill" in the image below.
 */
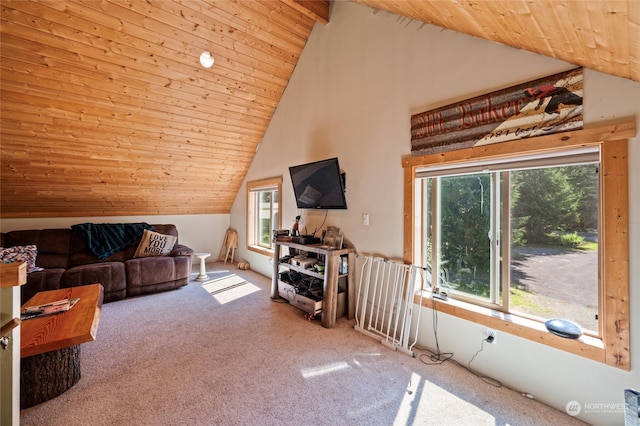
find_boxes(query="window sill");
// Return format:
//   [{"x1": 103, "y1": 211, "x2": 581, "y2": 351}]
[
  {"x1": 248, "y1": 245, "x2": 273, "y2": 258},
  {"x1": 414, "y1": 290, "x2": 606, "y2": 364}
]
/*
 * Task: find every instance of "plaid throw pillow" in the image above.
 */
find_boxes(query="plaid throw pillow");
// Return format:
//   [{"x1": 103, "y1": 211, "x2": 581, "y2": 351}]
[{"x1": 0, "y1": 245, "x2": 44, "y2": 273}]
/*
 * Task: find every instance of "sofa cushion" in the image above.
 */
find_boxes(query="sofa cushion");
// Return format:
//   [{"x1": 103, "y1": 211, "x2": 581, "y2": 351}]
[
  {"x1": 62, "y1": 262, "x2": 127, "y2": 303},
  {"x1": 125, "y1": 256, "x2": 190, "y2": 296},
  {"x1": 21, "y1": 269, "x2": 65, "y2": 303},
  {"x1": 133, "y1": 229, "x2": 177, "y2": 258},
  {"x1": 0, "y1": 245, "x2": 44, "y2": 273},
  {"x1": 171, "y1": 244, "x2": 194, "y2": 257}
]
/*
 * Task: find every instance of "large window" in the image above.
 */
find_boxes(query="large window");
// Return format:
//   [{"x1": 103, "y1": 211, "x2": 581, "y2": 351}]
[
  {"x1": 403, "y1": 123, "x2": 632, "y2": 370},
  {"x1": 247, "y1": 177, "x2": 282, "y2": 256},
  {"x1": 418, "y1": 149, "x2": 600, "y2": 334}
]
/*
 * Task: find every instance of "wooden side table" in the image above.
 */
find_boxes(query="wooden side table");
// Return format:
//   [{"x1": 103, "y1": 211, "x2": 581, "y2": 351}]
[{"x1": 20, "y1": 284, "x2": 103, "y2": 408}]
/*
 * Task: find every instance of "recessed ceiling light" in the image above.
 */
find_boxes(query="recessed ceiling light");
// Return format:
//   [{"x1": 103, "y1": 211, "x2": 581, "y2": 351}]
[{"x1": 199, "y1": 51, "x2": 214, "y2": 68}]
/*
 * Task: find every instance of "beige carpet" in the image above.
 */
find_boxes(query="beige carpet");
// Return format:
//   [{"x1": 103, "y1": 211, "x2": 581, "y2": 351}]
[{"x1": 20, "y1": 262, "x2": 585, "y2": 425}]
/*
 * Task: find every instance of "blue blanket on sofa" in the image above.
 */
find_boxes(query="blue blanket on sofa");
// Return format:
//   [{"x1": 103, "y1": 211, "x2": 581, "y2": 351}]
[{"x1": 71, "y1": 222, "x2": 154, "y2": 259}]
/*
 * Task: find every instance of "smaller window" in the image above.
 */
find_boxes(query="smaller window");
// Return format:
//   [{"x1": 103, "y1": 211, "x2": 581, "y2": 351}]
[{"x1": 247, "y1": 177, "x2": 282, "y2": 256}]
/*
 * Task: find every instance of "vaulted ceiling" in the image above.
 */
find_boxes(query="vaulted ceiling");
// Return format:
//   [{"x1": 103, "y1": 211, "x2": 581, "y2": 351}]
[
  {"x1": 1, "y1": 1, "x2": 638, "y2": 218},
  {"x1": 356, "y1": 0, "x2": 639, "y2": 84}
]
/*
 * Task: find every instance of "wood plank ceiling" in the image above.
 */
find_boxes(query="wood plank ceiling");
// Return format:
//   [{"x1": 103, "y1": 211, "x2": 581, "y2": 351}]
[
  {"x1": 1, "y1": 1, "x2": 638, "y2": 219},
  {"x1": 0, "y1": 0, "x2": 328, "y2": 218}
]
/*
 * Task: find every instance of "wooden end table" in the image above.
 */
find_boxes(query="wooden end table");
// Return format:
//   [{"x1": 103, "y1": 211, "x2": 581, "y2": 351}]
[{"x1": 20, "y1": 284, "x2": 103, "y2": 408}]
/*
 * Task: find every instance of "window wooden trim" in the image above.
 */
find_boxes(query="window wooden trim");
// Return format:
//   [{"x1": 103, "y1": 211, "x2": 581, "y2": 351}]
[
  {"x1": 246, "y1": 177, "x2": 282, "y2": 257},
  {"x1": 402, "y1": 121, "x2": 635, "y2": 370}
]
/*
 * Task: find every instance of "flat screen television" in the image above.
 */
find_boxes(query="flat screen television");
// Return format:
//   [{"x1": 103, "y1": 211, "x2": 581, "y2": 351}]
[{"x1": 289, "y1": 157, "x2": 347, "y2": 209}]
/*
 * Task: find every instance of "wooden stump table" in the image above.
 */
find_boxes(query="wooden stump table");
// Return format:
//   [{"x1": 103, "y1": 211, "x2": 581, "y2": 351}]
[
  {"x1": 20, "y1": 284, "x2": 103, "y2": 409},
  {"x1": 21, "y1": 346, "x2": 81, "y2": 408}
]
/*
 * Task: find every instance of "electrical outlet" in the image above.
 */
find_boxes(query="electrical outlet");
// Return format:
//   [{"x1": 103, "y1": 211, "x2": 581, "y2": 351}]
[
  {"x1": 362, "y1": 213, "x2": 370, "y2": 226},
  {"x1": 486, "y1": 328, "x2": 496, "y2": 344}
]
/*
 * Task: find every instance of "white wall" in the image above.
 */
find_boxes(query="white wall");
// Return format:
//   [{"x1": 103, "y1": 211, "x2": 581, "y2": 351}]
[
  {"x1": 0, "y1": 214, "x2": 230, "y2": 259},
  {"x1": 230, "y1": 2, "x2": 640, "y2": 424}
]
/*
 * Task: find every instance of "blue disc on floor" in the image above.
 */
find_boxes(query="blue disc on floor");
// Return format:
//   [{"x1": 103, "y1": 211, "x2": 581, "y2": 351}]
[{"x1": 544, "y1": 318, "x2": 583, "y2": 339}]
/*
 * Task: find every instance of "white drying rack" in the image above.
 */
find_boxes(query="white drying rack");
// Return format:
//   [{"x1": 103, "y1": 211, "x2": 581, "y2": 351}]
[{"x1": 353, "y1": 255, "x2": 426, "y2": 357}]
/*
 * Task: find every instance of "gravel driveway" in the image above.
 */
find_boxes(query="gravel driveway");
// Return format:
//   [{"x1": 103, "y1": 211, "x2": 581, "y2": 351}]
[{"x1": 511, "y1": 246, "x2": 598, "y2": 331}]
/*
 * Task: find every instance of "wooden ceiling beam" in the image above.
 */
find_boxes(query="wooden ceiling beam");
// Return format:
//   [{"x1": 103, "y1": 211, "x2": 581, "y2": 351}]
[{"x1": 281, "y1": 0, "x2": 330, "y2": 25}]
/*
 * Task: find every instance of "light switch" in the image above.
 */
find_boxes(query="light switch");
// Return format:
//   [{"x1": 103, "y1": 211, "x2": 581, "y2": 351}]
[{"x1": 362, "y1": 213, "x2": 369, "y2": 226}]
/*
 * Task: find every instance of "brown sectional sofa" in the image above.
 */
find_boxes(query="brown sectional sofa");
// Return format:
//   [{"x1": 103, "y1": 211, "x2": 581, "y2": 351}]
[{"x1": 1, "y1": 224, "x2": 193, "y2": 303}]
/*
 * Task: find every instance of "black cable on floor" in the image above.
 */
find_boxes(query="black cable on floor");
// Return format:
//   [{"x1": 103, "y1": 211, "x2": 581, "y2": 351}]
[
  {"x1": 416, "y1": 298, "x2": 453, "y2": 364},
  {"x1": 461, "y1": 337, "x2": 503, "y2": 388},
  {"x1": 415, "y1": 297, "x2": 502, "y2": 388}
]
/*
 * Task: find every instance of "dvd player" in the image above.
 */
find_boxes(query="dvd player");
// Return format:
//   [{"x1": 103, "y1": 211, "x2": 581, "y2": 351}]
[{"x1": 291, "y1": 235, "x2": 321, "y2": 244}]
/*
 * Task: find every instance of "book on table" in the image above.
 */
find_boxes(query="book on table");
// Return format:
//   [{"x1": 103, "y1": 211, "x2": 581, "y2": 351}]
[{"x1": 21, "y1": 298, "x2": 80, "y2": 320}]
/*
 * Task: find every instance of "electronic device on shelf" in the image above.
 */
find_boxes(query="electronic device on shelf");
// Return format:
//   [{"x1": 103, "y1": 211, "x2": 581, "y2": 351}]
[
  {"x1": 273, "y1": 229, "x2": 292, "y2": 242},
  {"x1": 279, "y1": 270, "x2": 302, "y2": 284},
  {"x1": 291, "y1": 256, "x2": 317, "y2": 269},
  {"x1": 291, "y1": 235, "x2": 321, "y2": 244}
]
